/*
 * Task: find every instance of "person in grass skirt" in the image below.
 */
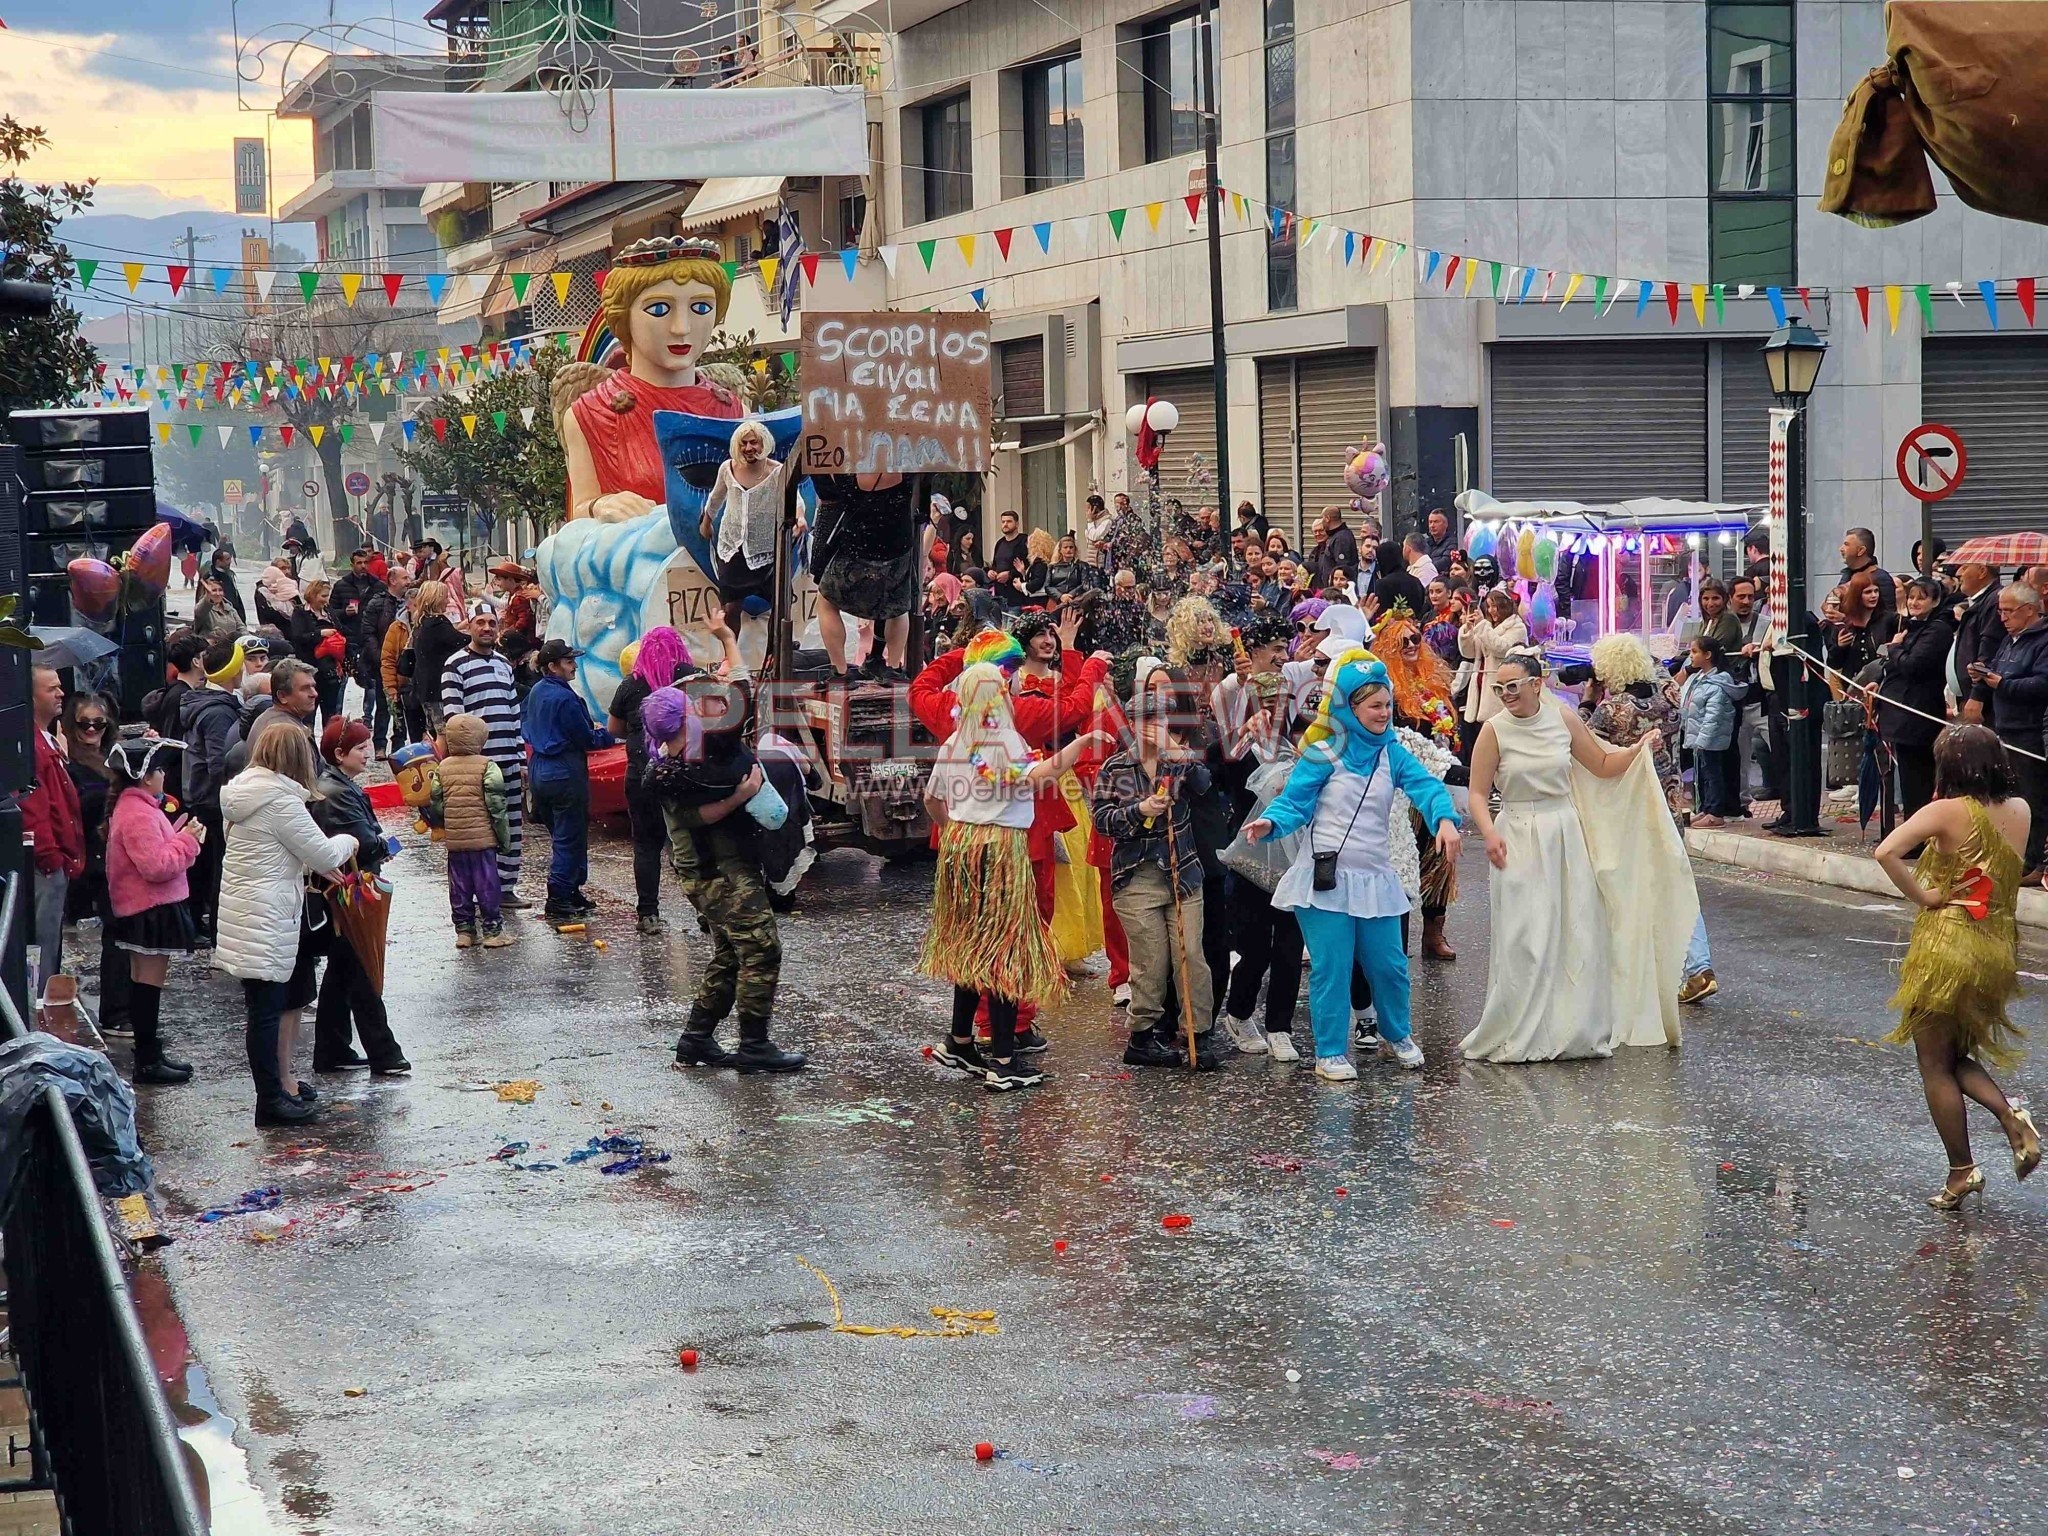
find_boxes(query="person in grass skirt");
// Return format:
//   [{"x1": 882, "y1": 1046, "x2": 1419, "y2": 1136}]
[
  {"x1": 920, "y1": 657, "x2": 1112, "y2": 1092},
  {"x1": 102, "y1": 729, "x2": 204, "y2": 1085}
]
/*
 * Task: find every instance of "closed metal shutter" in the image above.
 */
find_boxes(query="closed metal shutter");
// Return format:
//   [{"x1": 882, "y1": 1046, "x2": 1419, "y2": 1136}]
[
  {"x1": 1296, "y1": 352, "x2": 1378, "y2": 522},
  {"x1": 1922, "y1": 338, "x2": 2048, "y2": 540},
  {"x1": 1489, "y1": 341, "x2": 1708, "y2": 501},
  {"x1": 1134, "y1": 368, "x2": 1219, "y2": 503},
  {"x1": 998, "y1": 338, "x2": 1045, "y2": 420},
  {"x1": 1020, "y1": 421, "x2": 1067, "y2": 538},
  {"x1": 1257, "y1": 360, "x2": 1295, "y2": 539},
  {"x1": 1257, "y1": 351, "x2": 1378, "y2": 543},
  {"x1": 1718, "y1": 339, "x2": 1777, "y2": 503}
]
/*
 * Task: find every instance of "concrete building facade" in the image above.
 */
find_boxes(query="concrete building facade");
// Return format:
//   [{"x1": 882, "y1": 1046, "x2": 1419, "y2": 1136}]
[{"x1": 858, "y1": 0, "x2": 2048, "y2": 572}]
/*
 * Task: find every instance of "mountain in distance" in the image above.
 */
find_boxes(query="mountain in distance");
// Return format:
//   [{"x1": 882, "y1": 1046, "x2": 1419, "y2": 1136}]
[{"x1": 58, "y1": 210, "x2": 316, "y2": 319}]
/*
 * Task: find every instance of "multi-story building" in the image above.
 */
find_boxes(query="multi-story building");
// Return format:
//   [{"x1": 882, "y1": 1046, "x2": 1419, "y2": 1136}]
[
  {"x1": 852, "y1": 0, "x2": 2048, "y2": 565},
  {"x1": 277, "y1": 54, "x2": 452, "y2": 278},
  {"x1": 419, "y1": 0, "x2": 885, "y2": 350}
]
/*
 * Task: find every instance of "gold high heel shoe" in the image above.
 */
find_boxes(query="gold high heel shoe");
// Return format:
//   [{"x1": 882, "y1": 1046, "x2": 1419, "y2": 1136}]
[
  {"x1": 1928, "y1": 1164, "x2": 1985, "y2": 1211},
  {"x1": 2011, "y1": 1109, "x2": 2042, "y2": 1183}
]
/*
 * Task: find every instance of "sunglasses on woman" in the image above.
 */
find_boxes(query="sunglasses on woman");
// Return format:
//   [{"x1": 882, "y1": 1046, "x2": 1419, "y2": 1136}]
[
  {"x1": 75, "y1": 718, "x2": 108, "y2": 733},
  {"x1": 1490, "y1": 678, "x2": 1535, "y2": 697}
]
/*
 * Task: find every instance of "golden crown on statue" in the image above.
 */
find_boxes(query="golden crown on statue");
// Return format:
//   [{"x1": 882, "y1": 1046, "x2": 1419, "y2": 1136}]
[{"x1": 613, "y1": 235, "x2": 724, "y2": 268}]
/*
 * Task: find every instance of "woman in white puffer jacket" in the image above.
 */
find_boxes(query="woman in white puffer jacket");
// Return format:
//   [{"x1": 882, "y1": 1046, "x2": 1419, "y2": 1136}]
[{"x1": 215, "y1": 715, "x2": 357, "y2": 1127}]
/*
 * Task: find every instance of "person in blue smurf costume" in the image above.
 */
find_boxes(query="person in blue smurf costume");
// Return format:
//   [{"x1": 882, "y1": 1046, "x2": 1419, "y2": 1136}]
[{"x1": 1243, "y1": 651, "x2": 1462, "y2": 1082}]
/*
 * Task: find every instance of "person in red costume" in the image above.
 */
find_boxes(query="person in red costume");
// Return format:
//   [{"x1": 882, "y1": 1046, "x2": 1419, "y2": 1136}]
[{"x1": 560, "y1": 235, "x2": 745, "y2": 523}]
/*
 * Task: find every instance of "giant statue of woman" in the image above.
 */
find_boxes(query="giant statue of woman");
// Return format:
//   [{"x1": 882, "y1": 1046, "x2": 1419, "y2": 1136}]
[
  {"x1": 539, "y1": 236, "x2": 808, "y2": 708},
  {"x1": 556, "y1": 235, "x2": 746, "y2": 523}
]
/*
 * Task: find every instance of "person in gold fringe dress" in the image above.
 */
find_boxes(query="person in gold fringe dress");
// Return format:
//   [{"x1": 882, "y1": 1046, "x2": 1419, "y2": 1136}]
[{"x1": 1874, "y1": 724, "x2": 2043, "y2": 1210}]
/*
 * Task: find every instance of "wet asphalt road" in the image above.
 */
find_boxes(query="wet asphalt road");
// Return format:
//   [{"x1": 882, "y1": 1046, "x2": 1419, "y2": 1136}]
[{"x1": 135, "y1": 815, "x2": 2048, "y2": 1536}]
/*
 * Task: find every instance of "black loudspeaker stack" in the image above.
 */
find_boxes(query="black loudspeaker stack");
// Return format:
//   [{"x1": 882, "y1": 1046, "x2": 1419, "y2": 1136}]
[
  {"x1": 7, "y1": 406, "x2": 164, "y2": 722},
  {"x1": 0, "y1": 441, "x2": 29, "y2": 1018}
]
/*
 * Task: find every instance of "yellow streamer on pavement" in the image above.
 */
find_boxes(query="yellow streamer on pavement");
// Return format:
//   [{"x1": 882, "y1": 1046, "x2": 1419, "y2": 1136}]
[{"x1": 793, "y1": 1256, "x2": 1000, "y2": 1339}]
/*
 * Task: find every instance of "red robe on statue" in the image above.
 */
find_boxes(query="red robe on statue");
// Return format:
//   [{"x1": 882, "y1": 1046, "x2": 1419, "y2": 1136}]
[{"x1": 568, "y1": 367, "x2": 744, "y2": 512}]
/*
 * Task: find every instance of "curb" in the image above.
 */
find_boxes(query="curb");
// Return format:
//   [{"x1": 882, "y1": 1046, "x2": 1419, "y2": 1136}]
[{"x1": 1685, "y1": 827, "x2": 2048, "y2": 931}]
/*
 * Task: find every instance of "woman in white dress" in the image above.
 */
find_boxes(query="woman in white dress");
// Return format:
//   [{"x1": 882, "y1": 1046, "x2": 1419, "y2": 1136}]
[
  {"x1": 699, "y1": 419, "x2": 805, "y2": 636},
  {"x1": 1460, "y1": 649, "x2": 1698, "y2": 1063}
]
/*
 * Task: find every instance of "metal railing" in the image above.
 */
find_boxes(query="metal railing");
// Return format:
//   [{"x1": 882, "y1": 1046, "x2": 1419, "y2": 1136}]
[{"x1": 0, "y1": 867, "x2": 205, "y2": 1535}]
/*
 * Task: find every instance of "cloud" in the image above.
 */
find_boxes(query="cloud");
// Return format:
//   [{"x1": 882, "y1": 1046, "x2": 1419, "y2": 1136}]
[{"x1": 0, "y1": 28, "x2": 312, "y2": 220}]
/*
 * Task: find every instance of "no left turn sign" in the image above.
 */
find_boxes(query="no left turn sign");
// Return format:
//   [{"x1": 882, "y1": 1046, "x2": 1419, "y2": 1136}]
[{"x1": 1897, "y1": 423, "x2": 1966, "y2": 503}]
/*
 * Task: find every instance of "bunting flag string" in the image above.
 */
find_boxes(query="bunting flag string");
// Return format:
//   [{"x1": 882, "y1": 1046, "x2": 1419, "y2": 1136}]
[{"x1": 61, "y1": 178, "x2": 2048, "y2": 358}]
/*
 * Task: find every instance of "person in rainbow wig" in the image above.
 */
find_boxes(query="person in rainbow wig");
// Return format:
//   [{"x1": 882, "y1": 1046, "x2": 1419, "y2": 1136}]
[
  {"x1": 1244, "y1": 651, "x2": 1462, "y2": 1080},
  {"x1": 920, "y1": 657, "x2": 1113, "y2": 1093}
]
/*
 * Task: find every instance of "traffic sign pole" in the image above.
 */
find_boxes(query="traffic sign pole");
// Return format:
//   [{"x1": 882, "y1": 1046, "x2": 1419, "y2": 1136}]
[{"x1": 1896, "y1": 423, "x2": 1966, "y2": 576}]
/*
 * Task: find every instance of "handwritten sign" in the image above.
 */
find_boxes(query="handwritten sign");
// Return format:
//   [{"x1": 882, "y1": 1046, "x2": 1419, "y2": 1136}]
[
  {"x1": 799, "y1": 312, "x2": 991, "y2": 474},
  {"x1": 662, "y1": 550, "x2": 817, "y2": 672}
]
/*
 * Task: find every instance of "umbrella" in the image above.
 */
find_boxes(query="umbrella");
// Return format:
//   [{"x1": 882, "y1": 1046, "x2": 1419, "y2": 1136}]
[
  {"x1": 28, "y1": 626, "x2": 120, "y2": 670},
  {"x1": 325, "y1": 870, "x2": 392, "y2": 993},
  {"x1": 1947, "y1": 532, "x2": 2048, "y2": 569},
  {"x1": 154, "y1": 501, "x2": 213, "y2": 553}
]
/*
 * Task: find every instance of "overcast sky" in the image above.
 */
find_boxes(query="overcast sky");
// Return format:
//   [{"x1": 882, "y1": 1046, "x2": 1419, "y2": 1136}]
[{"x1": 0, "y1": 2, "x2": 431, "y2": 218}]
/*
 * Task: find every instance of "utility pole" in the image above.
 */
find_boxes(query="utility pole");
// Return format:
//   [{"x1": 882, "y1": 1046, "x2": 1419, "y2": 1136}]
[{"x1": 1197, "y1": 0, "x2": 1230, "y2": 542}]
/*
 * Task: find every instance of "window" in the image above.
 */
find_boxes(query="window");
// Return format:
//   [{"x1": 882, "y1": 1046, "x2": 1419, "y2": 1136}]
[
  {"x1": 1707, "y1": 2, "x2": 1795, "y2": 286},
  {"x1": 920, "y1": 92, "x2": 974, "y2": 220},
  {"x1": 837, "y1": 185, "x2": 867, "y2": 246},
  {"x1": 1022, "y1": 54, "x2": 1085, "y2": 191},
  {"x1": 1141, "y1": 9, "x2": 1214, "y2": 163},
  {"x1": 1264, "y1": 0, "x2": 1296, "y2": 311}
]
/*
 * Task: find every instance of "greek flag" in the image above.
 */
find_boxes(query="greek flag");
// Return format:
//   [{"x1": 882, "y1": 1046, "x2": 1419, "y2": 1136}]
[{"x1": 775, "y1": 202, "x2": 804, "y2": 329}]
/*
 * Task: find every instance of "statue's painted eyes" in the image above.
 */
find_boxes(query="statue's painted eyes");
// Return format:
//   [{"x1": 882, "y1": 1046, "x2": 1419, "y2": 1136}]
[
  {"x1": 690, "y1": 301, "x2": 714, "y2": 317},
  {"x1": 643, "y1": 300, "x2": 671, "y2": 317}
]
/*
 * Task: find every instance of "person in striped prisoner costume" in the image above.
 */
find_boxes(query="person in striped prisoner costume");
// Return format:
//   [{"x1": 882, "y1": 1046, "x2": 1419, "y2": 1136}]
[{"x1": 440, "y1": 608, "x2": 529, "y2": 905}]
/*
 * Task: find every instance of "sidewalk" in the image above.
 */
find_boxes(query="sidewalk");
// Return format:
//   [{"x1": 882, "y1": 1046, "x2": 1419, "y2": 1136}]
[{"x1": 1685, "y1": 802, "x2": 2048, "y2": 930}]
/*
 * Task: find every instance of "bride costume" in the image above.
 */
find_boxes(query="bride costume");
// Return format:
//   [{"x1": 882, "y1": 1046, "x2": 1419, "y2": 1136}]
[{"x1": 1460, "y1": 691, "x2": 1698, "y2": 1063}]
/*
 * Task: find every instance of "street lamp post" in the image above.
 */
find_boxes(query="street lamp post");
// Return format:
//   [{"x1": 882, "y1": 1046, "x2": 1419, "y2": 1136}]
[
  {"x1": 1762, "y1": 321, "x2": 1829, "y2": 838},
  {"x1": 1126, "y1": 398, "x2": 1179, "y2": 572}
]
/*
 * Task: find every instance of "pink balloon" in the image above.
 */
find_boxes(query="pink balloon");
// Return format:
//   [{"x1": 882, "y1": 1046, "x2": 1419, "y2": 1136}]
[
  {"x1": 128, "y1": 522, "x2": 173, "y2": 595},
  {"x1": 67, "y1": 557, "x2": 121, "y2": 619}
]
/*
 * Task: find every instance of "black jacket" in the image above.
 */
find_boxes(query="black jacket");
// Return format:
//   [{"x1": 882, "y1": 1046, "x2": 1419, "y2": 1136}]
[
  {"x1": 1876, "y1": 608, "x2": 1958, "y2": 748},
  {"x1": 178, "y1": 686, "x2": 244, "y2": 808},
  {"x1": 312, "y1": 765, "x2": 387, "y2": 873},
  {"x1": 140, "y1": 679, "x2": 191, "y2": 799},
  {"x1": 1950, "y1": 581, "x2": 2005, "y2": 694},
  {"x1": 330, "y1": 572, "x2": 381, "y2": 644},
  {"x1": 410, "y1": 613, "x2": 465, "y2": 706},
  {"x1": 1973, "y1": 619, "x2": 2048, "y2": 746},
  {"x1": 1311, "y1": 525, "x2": 1360, "y2": 589}
]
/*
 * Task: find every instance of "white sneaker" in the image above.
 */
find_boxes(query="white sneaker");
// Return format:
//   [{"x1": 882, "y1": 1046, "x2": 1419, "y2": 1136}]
[
  {"x1": 1386, "y1": 1037, "x2": 1425, "y2": 1070},
  {"x1": 1267, "y1": 1032, "x2": 1301, "y2": 1063},
  {"x1": 1111, "y1": 982, "x2": 1132, "y2": 1008},
  {"x1": 1223, "y1": 1014, "x2": 1269, "y2": 1055},
  {"x1": 1352, "y1": 1007, "x2": 1379, "y2": 1052},
  {"x1": 1314, "y1": 1055, "x2": 1358, "y2": 1082}
]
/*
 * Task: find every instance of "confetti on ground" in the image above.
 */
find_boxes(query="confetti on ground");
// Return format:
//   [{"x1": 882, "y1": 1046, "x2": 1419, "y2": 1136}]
[
  {"x1": 1161, "y1": 1214, "x2": 1193, "y2": 1230},
  {"x1": 677, "y1": 1349, "x2": 699, "y2": 1370},
  {"x1": 196, "y1": 1188, "x2": 282, "y2": 1223},
  {"x1": 793, "y1": 1255, "x2": 999, "y2": 1339},
  {"x1": 973, "y1": 1442, "x2": 995, "y2": 1462},
  {"x1": 493, "y1": 1080, "x2": 542, "y2": 1104},
  {"x1": 1442, "y1": 1388, "x2": 1558, "y2": 1416},
  {"x1": 561, "y1": 1134, "x2": 671, "y2": 1174},
  {"x1": 775, "y1": 1098, "x2": 913, "y2": 1128},
  {"x1": 1490, "y1": 1219, "x2": 1516, "y2": 1229},
  {"x1": 1308, "y1": 1449, "x2": 1364, "y2": 1471},
  {"x1": 1138, "y1": 1393, "x2": 1218, "y2": 1420},
  {"x1": 343, "y1": 1387, "x2": 367, "y2": 1398}
]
